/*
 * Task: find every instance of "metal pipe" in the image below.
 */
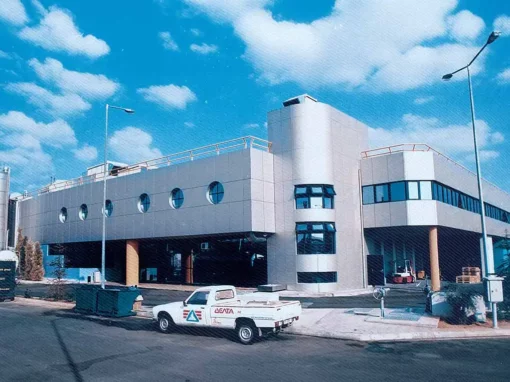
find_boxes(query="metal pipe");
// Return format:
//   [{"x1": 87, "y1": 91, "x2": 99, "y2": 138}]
[{"x1": 101, "y1": 104, "x2": 109, "y2": 289}]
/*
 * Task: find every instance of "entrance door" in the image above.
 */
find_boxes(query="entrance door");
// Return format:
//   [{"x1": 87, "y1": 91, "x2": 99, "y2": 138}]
[{"x1": 367, "y1": 255, "x2": 385, "y2": 286}]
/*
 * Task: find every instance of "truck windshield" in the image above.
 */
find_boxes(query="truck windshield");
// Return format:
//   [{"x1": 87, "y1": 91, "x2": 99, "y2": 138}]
[{"x1": 187, "y1": 291, "x2": 209, "y2": 305}]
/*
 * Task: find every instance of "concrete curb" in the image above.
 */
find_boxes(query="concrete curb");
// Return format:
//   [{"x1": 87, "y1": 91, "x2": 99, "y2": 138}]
[
  {"x1": 288, "y1": 328, "x2": 510, "y2": 342},
  {"x1": 11, "y1": 297, "x2": 75, "y2": 309}
]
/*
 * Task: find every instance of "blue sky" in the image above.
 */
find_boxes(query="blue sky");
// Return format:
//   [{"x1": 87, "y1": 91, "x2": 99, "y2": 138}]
[{"x1": 1, "y1": 0, "x2": 510, "y2": 192}]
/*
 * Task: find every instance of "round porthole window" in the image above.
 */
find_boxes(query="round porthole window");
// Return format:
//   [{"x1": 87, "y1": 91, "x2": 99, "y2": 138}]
[
  {"x1": 170, "y1": 188, "x2": 184, "y2": 209},
  {"x1": 102, "y1": 199, "x2": 113, "y2": 217},
  {"x1": 138, "y1": 193, "x2": 150, "y2": 213},
  {"x1": 207, "y1": 181, "x2": 224, "y2": 204},
  {"x1": 79, "y1": 204, "x2": 88, "y2": 220},
  {"x1": 59, "y1": 207, "x2": 68, "y2": 223}
]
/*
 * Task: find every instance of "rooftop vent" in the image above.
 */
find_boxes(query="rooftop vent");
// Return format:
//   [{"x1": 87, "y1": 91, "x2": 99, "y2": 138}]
[{"x1": 282, "y1": 94, "x2": 318, "y2": 107}]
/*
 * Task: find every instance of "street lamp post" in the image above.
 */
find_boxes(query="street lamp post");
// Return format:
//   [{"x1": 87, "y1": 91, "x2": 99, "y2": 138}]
[
  {"x1": 442, "y1": 31, "x2": 501, "y2": 328},
  {"x1": 101, "y1": 104, "x2": 134, "y2": 289}
]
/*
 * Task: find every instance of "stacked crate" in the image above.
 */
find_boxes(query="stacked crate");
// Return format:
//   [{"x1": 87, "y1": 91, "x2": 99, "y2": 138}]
[{"x1": 455, "y1": 267, "x2": 481, "y2": 284}]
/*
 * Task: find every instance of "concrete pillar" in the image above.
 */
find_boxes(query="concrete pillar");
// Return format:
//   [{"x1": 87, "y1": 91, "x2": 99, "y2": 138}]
[
  {"x1": 126, "y1": 240, "x2": 139, "y2": 286},
  {"x1": 429, "y1": 227, "x2": 440, "y2": 291}
]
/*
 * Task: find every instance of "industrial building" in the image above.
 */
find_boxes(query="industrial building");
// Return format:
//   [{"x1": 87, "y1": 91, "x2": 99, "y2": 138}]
[{"x1": 5, "y1": 95, "x2": 510, "y2": 292}]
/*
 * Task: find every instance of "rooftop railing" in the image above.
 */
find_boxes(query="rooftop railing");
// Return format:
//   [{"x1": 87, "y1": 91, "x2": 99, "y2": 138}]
[{"x1": 20, "y1": 136, "x2": 271, "y2": 200}]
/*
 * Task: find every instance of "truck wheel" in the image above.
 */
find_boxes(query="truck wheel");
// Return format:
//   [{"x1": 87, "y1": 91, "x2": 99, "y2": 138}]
[
  {"x1": 236, "y1": 322, "x2": 257, "y2": 345},
  {"x1": 158, "y1": 313, "x2": 175, "y2": 333}
]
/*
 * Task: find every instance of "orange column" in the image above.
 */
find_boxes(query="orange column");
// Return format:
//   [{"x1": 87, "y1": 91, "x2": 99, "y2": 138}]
[
  {"x1": 184, "y1": 250, "x2": 194, "y2": 284},
  {"x1": 429, "y1": 227, "x2": 440, "y2": 292},
  {"x1": 126, "y1": 240, "x2": 139, "y2": 286}
]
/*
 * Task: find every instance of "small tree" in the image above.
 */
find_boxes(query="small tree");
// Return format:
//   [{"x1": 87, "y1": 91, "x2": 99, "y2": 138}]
[
  {"x1": 15, "y1": 230, "x2": 28, "y2": 278},
  {"x1": 30, "y1": 242, "x2": 45, "y2": 281},
  {"x1": 48, "y1": 256, "x2": 68, "y2": 300},
  {"x1": 24, "y1": 240, "x2": 35, "y2": 280}
]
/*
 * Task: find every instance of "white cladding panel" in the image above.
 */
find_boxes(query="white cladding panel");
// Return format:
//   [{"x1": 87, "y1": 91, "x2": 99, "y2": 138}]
[{"x1": 18, "y1": 149, "x2": 275, "y2": 243}]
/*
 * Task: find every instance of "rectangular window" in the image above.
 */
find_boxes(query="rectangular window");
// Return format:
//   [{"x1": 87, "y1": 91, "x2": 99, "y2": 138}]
[
  {"x1": 436, "y1": 184, "x2": 444, "y2": 202},
  {"x1": 362, "y1": 186, "x2": 375, "y2": 205},
  {"x1": 407, "y1": 181, "x2": 420, "y2": 200},
  {"x1": 296, "y1": 222, "x2": 336, "y2": 254},
  {"x1": 296, "y1": 197, "x2": 309, "y2": 209},
  {"x1": 420, "y1": 181, "x2": 432, "y2": 200},
  {"x1": 390, "y1": 182, "x2": 406, "y2": 202},
  {"x1": 295, "y1": 185, "x2": 335, "y2": 209},
  {"x1": 297, "y1": 272, "x2": 337, "y2": 284},
  {"x1": 375, "y1": 184, "x2": 389, "y2": 203},
  {"x1": 310, "y1": 196, "x2": 323, "y2": 209}
]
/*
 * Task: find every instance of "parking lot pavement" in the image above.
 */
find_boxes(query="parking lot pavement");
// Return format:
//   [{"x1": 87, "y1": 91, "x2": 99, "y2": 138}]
[
  {"x1": 0, "y1": 300, "x2": 509, "y2": 382},
  {"x1": 16, "y1": 282, "x2": 427, "y2": 309}
]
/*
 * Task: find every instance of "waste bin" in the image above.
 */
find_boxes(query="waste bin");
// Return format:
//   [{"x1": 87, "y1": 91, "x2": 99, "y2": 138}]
[
  {"x1": 0, "y1": 261, "x2": 16, "y2": 302},
  {"x1": 96, "y1": 287, "x2": 141, "y2": 317},
  {"x1": 75, "y1": 285, "x2": 100, "y2": 314}
]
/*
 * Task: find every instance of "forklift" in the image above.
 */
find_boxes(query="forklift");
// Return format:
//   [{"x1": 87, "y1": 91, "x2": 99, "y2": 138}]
[{"x1": 392, "y1": 259, "x2": 415, "y2": 284}]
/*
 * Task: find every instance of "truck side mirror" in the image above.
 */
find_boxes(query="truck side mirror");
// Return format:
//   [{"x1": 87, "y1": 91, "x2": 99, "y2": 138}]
[{"x1": 183, "y1": 300, "x2": 187, "y2": 307}]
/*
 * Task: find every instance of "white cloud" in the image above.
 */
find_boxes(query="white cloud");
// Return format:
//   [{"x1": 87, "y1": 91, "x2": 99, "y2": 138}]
[
  {"x1": 159, "y1": 31, "x2": 179, "y2": 51},
  {"x1": 0, "y1": 110, "x2": 77, "y2": 147},
  {"x1": 497, "y1": 68, "x2": 510, "y2": 84},
  {"x1": 184, "y1": 0, "x2": 490, "y2": 92},
  {"x1": 109, "y1": 127, "x2": 162, "y2": 163},
  {"x1": 28, "y1": 58, "x2": 119, "y2": 99},
  {"x1": 243, "y1": 123, "x2": 260, "y2": 129},
  {"x1": 0, "y1": 111, "x2": 80, "y2": 188},
  {"x1": 0, "y1": 50, "x2": 11, "y2": 59},
  {"x1": 184, "y1": 121, "x2": 195, "y2": 128},
  {"x1": 73, "y1": 144, "x2": 98, "y2": 162},
  {"x1": 447, "y1": 10, "x2": 485, "y2": 41},
  {"x1": 190, "y1": 43, "x2": 218, "y2": 54},
  {"x1": 414, "y1": 96, "x2": 435, "y2": 105},
  {"x1": 190, "y1": 28, "x2": 202, "y2": 36},
  {"x1": 18, "y1": 6, "x2": 110, "y2": 59},
  {"x1": 0, "y1": 0, "x2": 29, "y2": 26},
  {"x1": 494, "y1": 15, "x2": 510, "y2": 37},
  {"x1": 5, "y1": 82, "x2": 91, "y2": 117},
  {"x1": 369, "y1": 44, "x2": 484, "y2": 92},
  {"x1": 137, "y1": 84, "x2": 197, "y2": 109},
  {"x1": 465, "y1": 150, "x2": 500, "y2": 163},
  {"x1": 369, "y1": 113, "x2": 504, "y2": 161}
]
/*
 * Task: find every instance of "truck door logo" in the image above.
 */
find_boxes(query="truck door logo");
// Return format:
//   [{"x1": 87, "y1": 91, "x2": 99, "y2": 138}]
[
  {"x1": 214, "y1": 308, "x2": 234, "y2": 314},
  {"x1": 184, "y1": 310, "x2": 201, "y2": 322}
]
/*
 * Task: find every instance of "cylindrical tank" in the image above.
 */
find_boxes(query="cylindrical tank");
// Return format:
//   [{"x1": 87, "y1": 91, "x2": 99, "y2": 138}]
[{"x1": 0, "y1": 166, "x2": 10, "y2": 250}]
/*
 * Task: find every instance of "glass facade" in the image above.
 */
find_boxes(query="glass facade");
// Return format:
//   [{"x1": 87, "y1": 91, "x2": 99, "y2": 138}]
[
  {"x1": 295, "y1": 185, "x2": 336, "y2": 209},
  {"x1": 296, "y1": 222, "x2": 336, "y2": 254},
  {"x1": 297, "y1": 272, "x2": 337, "y2": 283},
  {"x1": 362, "y1": 180, "x2": 510, "y2": 225}
]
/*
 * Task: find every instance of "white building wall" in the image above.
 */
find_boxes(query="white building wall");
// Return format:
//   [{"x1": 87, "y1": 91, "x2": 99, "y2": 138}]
[
  {"x1": 17, "y1": 148, "x2": 275, "y2": 244},
  {"x1": 268, "y1": 96, "x2": 369, "y2": 292}
]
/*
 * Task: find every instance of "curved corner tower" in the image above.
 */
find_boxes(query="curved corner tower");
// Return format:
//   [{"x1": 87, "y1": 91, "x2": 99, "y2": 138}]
[
  {"x1": 267, "y1": 95, "x2": 369, "y2": 292},
  {"x1": 0, "y1": 166, "x2": 10, "y2": 250}
]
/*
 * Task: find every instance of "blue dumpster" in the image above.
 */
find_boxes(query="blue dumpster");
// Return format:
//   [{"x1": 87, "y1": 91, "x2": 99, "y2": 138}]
[
  {"x1": 75, "y1": 285, "x2": 100, "y2": 314},
  {"x1": 96, "y1": 287, "x2": 141, "y2": 317}
]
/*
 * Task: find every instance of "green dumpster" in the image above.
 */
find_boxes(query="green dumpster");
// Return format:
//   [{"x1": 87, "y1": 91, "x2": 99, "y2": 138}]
[
  {"x1": 96, "y1": 287, "x2": 141, "y2": 317},
  {"x1": 75, "y1": 285, "x2": 100, "y2": 314}
]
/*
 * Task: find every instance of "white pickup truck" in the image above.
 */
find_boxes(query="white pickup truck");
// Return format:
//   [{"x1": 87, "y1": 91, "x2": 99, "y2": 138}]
[{"x1": 152, "y1": 285, "x2": 301, "y2": 344}]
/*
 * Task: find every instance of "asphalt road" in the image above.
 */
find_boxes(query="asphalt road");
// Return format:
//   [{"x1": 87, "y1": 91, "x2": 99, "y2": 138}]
[
  {"x1": 0, "y1": 300, "x2": 508, "y2": 382},
  {"x1": 16, "y1": 282, "x2": 427, "y2": 309}
]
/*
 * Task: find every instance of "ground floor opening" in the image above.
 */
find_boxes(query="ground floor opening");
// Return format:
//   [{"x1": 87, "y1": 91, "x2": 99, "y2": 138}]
[
  {"x1": 365, "y1": 226, "x2": 508, "y2": 287},
  {"x1": 45, "y1": 232, "x2": 269, "y2": 287}
]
